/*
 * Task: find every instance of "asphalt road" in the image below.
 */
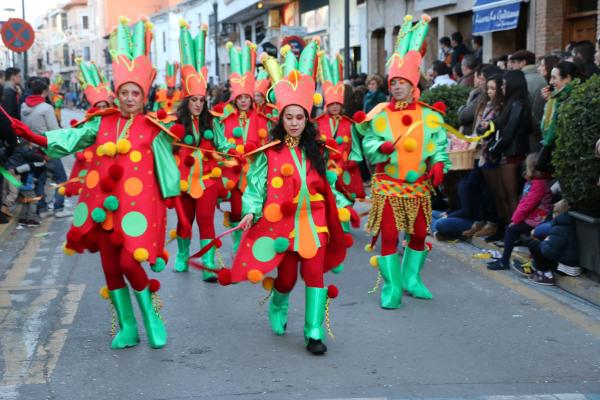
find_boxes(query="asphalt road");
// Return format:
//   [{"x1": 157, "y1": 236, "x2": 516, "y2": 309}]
[{"x1": 0, "y1": 109, "x2": 599, "y2": 400}]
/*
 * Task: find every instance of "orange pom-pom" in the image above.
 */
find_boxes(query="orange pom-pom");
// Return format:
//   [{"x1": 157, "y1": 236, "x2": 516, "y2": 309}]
[
  {"x1": 99, "y1": 285, "x2": 110, "y2": 299},
  {"x1": 257, "y1": 128, "x2": 268, "y2": 139},
  {"x1": 262, "y1": 276, "x2": 274, "y2": 291},
  {"x1": 225, "y1": 180, "x2": 236, "y2": 190},
  {"x1": 247, "y1": 269, "x2": 263, "y2": 283},
  {"x1": 280, "y1": 163, "x2": 294, "y2": 177},
  {"x1": 169, "y1": 229, "x2": 177, "y2": 239}
]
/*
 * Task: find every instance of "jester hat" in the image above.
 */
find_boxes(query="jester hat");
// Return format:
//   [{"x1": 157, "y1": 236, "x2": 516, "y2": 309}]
[
  {"x1": 178, "y1": 21, "x2": 209, "y2": 98},
  {"x1": 227, "y1": 40, "x2": 256, "y2": 100},
  {"x1": 387, "y1": 14, "x2": 431, "y2": 98},
  {"x1": 165, "y1": 62, "x2": 179, "y2": 89},
  {"x1": 318, "y1": 51, "x2": 344, "y2": 107},
  {"x1": 109, "y1": 16, "x2": 156, "y2": 97},
  {"x1": 78, "y1": 60, "x2": 114, "y2": 107},
  {"x1": 260, "y1": 37, "x2": 321, "y2": 115},
  {"x1": 254, "y1": 68, "x2": 270, "y2": 98}
]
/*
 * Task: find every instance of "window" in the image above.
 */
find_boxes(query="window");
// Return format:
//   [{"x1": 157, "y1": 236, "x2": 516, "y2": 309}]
[
  {"x1": 46, "y1": 50, "x2": 50, "y2": 64},
  {"x1": 63, "y1": 44, "x2": 69, "y2": 66},
  {"x1": 82, "y1": 15, "x2": 89, "y2": 30},
  {"x1": 37, "y1": 58, "x2": 43, "y2": 70},
  {"x1": 83, "y1": 46, "x2": 91, "y2": 61},
  {"x1": 300, "y1": 5, "x2": 329, "y2": 33},
  {"x1": 244, "y1": 25, "x2": 252, "y2": 41},
  {"x1": 255, "y1": 21, "x2": 265, "y2": 43},
  {"x1": 60, "y1": 13, "x2": 67, "y2": 31},
  {"x1": 198, "y1": 13, "x2": 202, "y2": 25},
  {"x1": 162, "y1": 31, "x2": 166, "y2": 53}
]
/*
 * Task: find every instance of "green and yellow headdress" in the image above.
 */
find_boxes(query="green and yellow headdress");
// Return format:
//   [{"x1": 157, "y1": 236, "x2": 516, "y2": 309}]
[{"x1": 179, "y1": 20, "x2": 208, "y2": 98}]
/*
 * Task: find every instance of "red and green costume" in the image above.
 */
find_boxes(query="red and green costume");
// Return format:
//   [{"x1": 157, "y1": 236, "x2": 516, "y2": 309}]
[{"x1": 153, "y1": 62, "x2": 182, "y2": 114}]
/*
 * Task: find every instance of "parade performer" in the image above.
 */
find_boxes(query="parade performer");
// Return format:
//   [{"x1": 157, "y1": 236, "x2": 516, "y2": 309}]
[
  {"x1": 63, "y1": 61, "x2": 116, "y2": 198},
  {"x1": 153, "y1": 62, "x2": 182, "y2": 114},
  {"x1": 49, "y1": 75, "x2": 64, "y2": 123},
  {"x1": 354, "y1": 15, "x2": 450, "y2": 308},
  {"x1": 172, "y1": 21, "x2": 236, "y2": 281},
  {"x1": 213, "y1": 40, "x2": 271, "y2": 254},
  {"x1": 10, "y1": 17, "x2": 187, "y2": 349},
  {"x1": 216, "y1": 41, "x2": 349, "y2": 355},
  {"x1": 254, "y1": 69, "x2": 277, "y2": 118}
]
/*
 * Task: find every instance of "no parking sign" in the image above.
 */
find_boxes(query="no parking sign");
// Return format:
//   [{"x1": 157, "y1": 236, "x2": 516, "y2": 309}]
[{"x1": 1, "y1": 18, "x2": 35, "y2": 53}]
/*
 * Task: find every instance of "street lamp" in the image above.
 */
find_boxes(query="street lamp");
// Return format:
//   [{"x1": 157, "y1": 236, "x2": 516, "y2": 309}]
[
  {"x1": 256, "y1": 2, "x2": 264, "y2": 9},
  {"x1": 213, "y1": 1, "x2": 219, "y2": 80}
]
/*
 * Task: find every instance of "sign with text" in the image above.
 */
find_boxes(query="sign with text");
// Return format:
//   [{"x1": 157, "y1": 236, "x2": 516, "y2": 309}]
[{"x1": 473, "y1": 0, "x2": 521, "y2": 34}]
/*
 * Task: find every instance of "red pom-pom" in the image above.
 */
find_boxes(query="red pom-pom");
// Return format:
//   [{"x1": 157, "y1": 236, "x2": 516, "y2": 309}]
[
  {"x1": 244, "y1": 142, "x2": 257, "y2": 153},
  {"x1": 88, "y1": 107, "x2": 99, "y2": 114},
  {"x1": 379, "y1": 141, "x2": 395, "y2": 154},
  {"x1": 109, "y1": 230, "x2": 124, "y2": 245},
  {"x1": 75, "y1": 152, "x2": 85, "y2": 162},
  {"x1": 170, "y1": 123, "x2": 185, "y2": 139},
  {"x1": 402, "y1": 115, "x2": 413, "y2": 126},
  {"x1": 344, "y1": 233, "x2": 354, "y2": 248},
  {"x1": 325, "y1": 139, "x2": 337, "y2": 149},
  {"x1": 165, "y1": 198, "x2": 174, "y2": 209},
  {"x1": 70, "y1": 119, "x2": 78, "y2": 127},
  {"x1": 432, "y1": 101, "x2": 447, "y2": 113},
  {"x1": 184, "y1": 155, "x2": 195, "y2": 167},
  {"x1": 217, "y1": 268, "x2": 232, "y2": 286},
  {"x1": 100, "y1": 177, "x2": 116, "y2": 193},
  {"x1": 156, "y1": 109, "x2": 167, "y2": 120},
  {"x1": 64, "y1": 188, "x2": 73, "y2": 197},
  {"x1": 330, "y1": 151, "x2": 342, "y2": 161},
  {"x1": 327, "y1": 284, "x2": 339, "y2": 299},
  {"x1": 281, "y1": 201, "x2": 295, "y2": 217},
  {"x1": 66, "y1": 229, "x2": 83, "y2": 243},
  {"x1": 218, "y1": 187, "x2": 229, "y2": 198},
  {"x1": 353, "y1": 111, "x2": 367, "y2": 123},
  {"x1": 149, "y1": 279, "x2": 161, "y2": 292},
  {"x1": 88, "y1": 243, "x2": 99, "y2": 253},
  {"x1": 213, "y1": 103, "x2": 225, "y2": 114},
  {"x1": 426, "y1": 242, "x2": 433, "y2": 251},
  {"x1": 215, "y1": 239, "x2": 223, "y2": 248},
  {"x1": 108, "y1": 164, "x2": 124, "y2": 181}
]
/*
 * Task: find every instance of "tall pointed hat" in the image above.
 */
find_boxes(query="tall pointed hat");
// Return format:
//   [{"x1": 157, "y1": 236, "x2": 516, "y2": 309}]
[
  {"x1": 109, "y1": 16, "x2": 156, "y2": 97},
  {"x1": 78, "y1": 60, "x2": 114, "y2": 107},
  {"x1": 318, "y1": 51, "x2": 344, "y2": 107},
  {"x1": 178, "y1": 20, "x2": 209, "y2": 98},
  {"x1": 254, "y1": 68, "x2": 270, "y2": 97},
  {"x1": 386, "y1": 14, "x2": 431, "y2": 99},
  {"x1": 227, "y1": 40, "x2": 257, "y2": 100},
  {"x1": 165, "y1": 61, "x2": 179, "y2": 89},
  {"x1": 260, "y1": 37, "x2": 321, "y2": 114}
]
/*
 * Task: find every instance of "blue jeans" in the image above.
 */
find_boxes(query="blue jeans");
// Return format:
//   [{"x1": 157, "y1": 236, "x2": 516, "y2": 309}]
[{"x1": 36, "y1": 159, "x2": 67, "y2": 212}]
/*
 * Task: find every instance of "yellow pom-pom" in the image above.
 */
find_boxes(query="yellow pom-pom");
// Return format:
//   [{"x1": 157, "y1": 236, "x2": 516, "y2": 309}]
[
  {"x1": 226, "y1": 41, "x2": 234, "y2": 50},
  {"x1": 96, "y1": 145, "x2": 104, "y2": 157},
  {"x1": 404, "y1": 15, "x2": 413, "y2": 22},
  {"x1": 236, "y1": 144, "x2": 245, "y2": 154},
  {"x1": 116, "y1": 139, "x2": 132, "y2": 154},
  {"x1": 247, "y1": 269, "x2": 263, "y2": 284},
  {"x1": 133, "y1": 248, "x2": 149, "y2": 262},
  {"x1": 169, "y1": 229, "x2": 177, "y2": 239},
  {"x1": 63, "y1": 242, "x2": 75, "y2": 256},
  {"x1": 227, "y1": 138, "x2": 236, "y2": 144},
  {"x1": 223, "y1": 211, "x2": 231, "y2": 228},
  {"x1": 338, "y1": 207, "x2": 351, "y2": 222},
  {"x1": 180, "y1": 180, "x2": 189, "y2": 192},
  {"x1": 364, "y1": 243, "x2": 374, "y2": 253},
  {"x1": 78, "y1": 188, "x2": 83, "y2": 194},
  {"x1": 211, "y1": 167, "x2": 222, "y2": 178},
  {"x1": 369, "y1": 255, "x2": 379, "y2": 268},
  {"x1": 179, "y1": 19, "x2": 189, "y2": 28},
  {"x1": 403, "y1": 137, "x2": 418, "y2": 152},
  {"x1": 58, "y1": 186, "x2": 66, "y2": 196},
  {"x1": 224, "y1": 104, "x2": 234, "y2": 113},
  {"x1": 335, "y1": 167, "x2": 343, "y2": 176},
  {"x1": 103, "y1": 141, "x2": 117, "y2": 157},
  {"x1": 144, "y1": 21, "x2": 154, "y2": 30},
  {"x1": 280, "y1": 44, "x2": 291, "y2": 57},
  {"x1": 119, "y1": 16, "x2": 130, "y2": 24},
  {"x1": 99, "y1": 285, "x2": 109, "y2": 300},
  {"x1": 262, "y1": 276, "x2": 274, "y2": 291},
  {"x1": 313, "y1": 93, "x2": 323, "y2": 107}
]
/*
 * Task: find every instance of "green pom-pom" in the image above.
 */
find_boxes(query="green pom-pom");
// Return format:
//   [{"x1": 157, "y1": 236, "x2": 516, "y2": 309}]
[
  {"x1": 273, "y1": 237, "x2": 290, "y2": 253},
  {"x1": 350, "y1": 193, "x2": 357, "y2": 200},
  {"x1": 103, "y1": 195, "x2": 119, "y2": 211},
  {"x1": 336, "y1": 136, "x2": 344, "y2": 145},
  {"x1": 268, "y1": 91, "x2": 276, "y2": 104},
  {"x1": 184, "y1": 135, "x2": 194, "y2": 145},
  {"x1": 91, "y1": 207, "x2": 106, "y2": 223},
  {"x1": 203, "y1": 130, "x2": 214, "y2": 140},
  {"x1": 326, "y1": 170, "x2": 338, "y2": 185},
  {"x1": 232, "y1": 127, "x2": 243, "y2": 138},
  {"x1": 151, "y1": 258, "x2": 166, "y2": 273},
  {"x1": 266, "y1": 113, "x2": 272, "y2": 118}
]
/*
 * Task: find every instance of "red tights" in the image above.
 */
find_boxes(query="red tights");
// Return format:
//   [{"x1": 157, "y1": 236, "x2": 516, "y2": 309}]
[
  {"x1": 98, "y1": 233, "x2": 149, "y2": 291},
  {"x1": 380, "y1": 200, "x2": 428, "y2": 256},
  {"x1": 274, "y1": 244, "x2": 327, "y2": 293},
  {"x1": 176, "y1": 186, "x2": 218, "y2": 239},
  {"x1": 229, "y1": 187, "x2": 243, "y2": 222}
]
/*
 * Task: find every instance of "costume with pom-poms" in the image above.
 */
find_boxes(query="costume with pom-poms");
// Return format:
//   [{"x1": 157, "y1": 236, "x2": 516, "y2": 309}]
[{"x1": 153, "y1": 62, "x2": 182, "y2": 114}]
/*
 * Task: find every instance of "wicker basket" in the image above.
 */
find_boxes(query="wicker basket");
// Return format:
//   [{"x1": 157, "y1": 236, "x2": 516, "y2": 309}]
[{"x1": 449, "y1": 149, "x2": 476, "y2": 170}]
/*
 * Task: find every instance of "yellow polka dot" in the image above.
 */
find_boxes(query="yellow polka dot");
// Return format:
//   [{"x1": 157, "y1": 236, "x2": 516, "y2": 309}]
[
  {"x1": 384, "y1": 164, "x2": 397, "y2": 176},
  {"x1": 271, "y1": 177, "x2": 283, "y2": 189},
  {"x1": 426, "y1": 113, "x2": 441, "y2": 129},
  {"x1": 320, "y1": 134, "x2": 327, "y2": 141},
  {"x1": 403, "y1": 137, "x2": 418, "y2": 152},
  {"x1": 130, "y1": 151, "x2": 142, "y2": 163},
  {"x1": 374, "y1": 116, "x2": 387, "y2": 133},
  {"x1": 228, "y1": 138, "x2": 236, "y2": 144},
  {"x1": 236, "y1": 144, "x2": 245, "y2": 154},
  {"x1": 86, "y1": 170, "x2": 99, "y2": 189},
  {"x1": 343, "y1": 136, "x2": 349, "y2": 143},
  {"x1": 426, "y1": 142, "x2": 436, "y2": 153}
]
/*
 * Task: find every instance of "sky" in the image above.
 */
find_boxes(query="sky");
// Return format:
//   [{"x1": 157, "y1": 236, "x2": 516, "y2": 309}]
[{"x1": 0, "y1": 0, "x2": 61, "y2": 25}]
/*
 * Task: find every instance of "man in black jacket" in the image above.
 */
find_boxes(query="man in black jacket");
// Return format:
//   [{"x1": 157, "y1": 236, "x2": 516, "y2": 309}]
[
  {"x1": 450, "y1": 32, "x2": 471, "y2": 69},
  {"x1": 0, "y1": 72, "x2": 18, "y2": 223},
  {"x1": 2, "y1": 68, "x2": 22, "y2": 120}
]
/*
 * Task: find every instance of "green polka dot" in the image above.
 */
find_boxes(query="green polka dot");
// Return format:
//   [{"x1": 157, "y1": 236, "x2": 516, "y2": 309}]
[
  {"x1": 121, "y1": 211, "x2": 148, "y2": 237},
  {"x1": 73, "y1": 202, "x2": 88, "y2": 227},
  {"x1": 78, "y1": 169, "x2": 88, "y2": 178},
  {"x1": 405, "y1": 170, "x2": 419, "y2": 183},
  {"x1": 252, "y1": 237, "x2": 276, "y2": 263},
  {"x1": 336, "y1": 136, "x2": 344, "y2": 145},
  {"x1": 343, "y1": 171, "x2": 351, "y2": 185},
  {"x1": 184, "y1": 135, "x2": 193, "y2": 145}
]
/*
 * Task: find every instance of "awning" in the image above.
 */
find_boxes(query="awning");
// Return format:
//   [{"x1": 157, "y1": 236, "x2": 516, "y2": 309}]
[{"x1": 472, "y1": 0, "x2": 522, "y2": 34}]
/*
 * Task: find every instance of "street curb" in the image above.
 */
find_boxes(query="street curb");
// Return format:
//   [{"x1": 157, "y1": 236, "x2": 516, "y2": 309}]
[
  {"x1": 468, "y1": 235, "x2": 600, "y2": 308},
  {"x1": 0, "y1": 204, "x2": 23, "y2": 245}
]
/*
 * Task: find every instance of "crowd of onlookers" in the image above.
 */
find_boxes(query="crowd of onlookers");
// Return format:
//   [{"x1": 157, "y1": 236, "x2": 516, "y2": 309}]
[{"x1": 0, "y1": 67, "x2": 72, "y2": 228}]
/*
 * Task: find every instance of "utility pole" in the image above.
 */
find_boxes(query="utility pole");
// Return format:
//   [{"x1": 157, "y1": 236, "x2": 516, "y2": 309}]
[
  {"x1": 213, "y1": 1, "x2": 219, "y2": 81},
  {"x1": 22, "y1": 0, "x2": 28, "y2": 79},
  {"x1": 344, "y1": 0, "x2": 350, "y2": 79}
]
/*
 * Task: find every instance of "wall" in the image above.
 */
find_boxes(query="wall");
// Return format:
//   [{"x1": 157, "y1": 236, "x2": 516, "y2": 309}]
[{"x1": 533, "y1": 0, "x2": 563, "y2": 56}]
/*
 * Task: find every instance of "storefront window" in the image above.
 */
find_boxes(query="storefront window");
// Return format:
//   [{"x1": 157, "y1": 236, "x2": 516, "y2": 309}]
[{"x1": 301, "y1": 5, "x2": 329, "y2": 34}]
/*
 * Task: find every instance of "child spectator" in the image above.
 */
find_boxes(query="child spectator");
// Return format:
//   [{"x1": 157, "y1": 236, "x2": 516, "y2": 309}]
[{"x1": 487, "y1": 153, "x2": 553, "y2": 270}]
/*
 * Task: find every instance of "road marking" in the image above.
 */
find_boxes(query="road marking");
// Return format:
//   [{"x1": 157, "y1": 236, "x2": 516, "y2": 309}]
[{"x1": 434, "y1": 240, "x2": 600, "y2": 338}]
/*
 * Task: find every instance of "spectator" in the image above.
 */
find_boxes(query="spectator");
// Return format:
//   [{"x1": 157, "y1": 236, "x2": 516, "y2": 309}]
[
  {"x1": 438, "y1": 36, "x2": 452, "y2": 66},
  {"x1": 458, "y1": 64, "x2": 500, "y2": 136},
  {"x1": 0, "y1": 73, "x2": 18, "y2": 224},
  {"x1": 495, "y1": 54, "x2": 509, "y2": 70},
  {"x1": 488, "y1": 153, "x2": 553, "y2": 270},
  {"x1": 488, "y1": 70, "x2": 531, "y2": 222},
  {"x1": 459, "y1": 54, "x2": 479, "y2": 87},
  {"x1": 471, "y1": 35, "x2": 483, "y2": 63},
  {"x1": 536, "y1": 61, "x2": 581, "y2": 174},
  {"x1": 20, "y1": 79, "x2": 71, "y2": 218},
  {"x1": 2, "y1": 67, "x2": 22, "y2": 120},
  {"x1": 452, "y1": 63, "x2": 463, "y2": 82},
  {"x1": 572, "y1": 40, "x2": 600, "y2": 78},
  {"x1": 430, "y1": 61, "x2": 456, "y2": 88},
  {"x1": 450, "y1": 32, "x2": 471, "y2": 68},
  {"x1": 362, "y1": 74, "x2": 387, "y2": 113},
  {"x1": 527, "y1": 200, "x2": 580, "y2": 285},
  {"x1": 537, "y1": 55, "x2": 560, "y2": 83}
]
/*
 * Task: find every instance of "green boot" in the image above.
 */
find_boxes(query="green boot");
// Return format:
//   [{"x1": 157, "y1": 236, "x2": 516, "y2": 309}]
[
  {"x1": 401, "y1": 247, "x2": 433, "y2": 299},
  {"x1": 341, "y1": 221, "x2": 350, "y2": 233},
  {"x1": 230, "y1": 222, "x2": 242, "y2": 255},
  {"x1": 268, "y1": 288, "x2": 290, "y2": 335},
  {"x1": 378, "y1": 253, "x2": 402, "y2": 309},
  {"x1": 304, "y1": 286, "x2": 328, "y2": 355},
  {"x1": 134, "y1": 287, "x2": 167, "y2": 349},
  {"x1": 174, "y1": 237, "x2": 190, "y2": 272},
  {"x1": 108, "y1": 286, "x2": 140, "y2": 349},
  {"x1": 200, "y1": 239, "x2": 217, "y2": 282},
  {"x1": 331, "y1": 264, "x2": 344, "y2": 274}
]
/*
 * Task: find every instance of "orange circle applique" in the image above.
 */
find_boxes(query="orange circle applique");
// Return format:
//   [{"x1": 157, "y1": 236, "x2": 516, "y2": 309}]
[
  {"x1": 264, "y1": 203, "x2": 283, "y2": 222},
  {"x1": 124, "y1": 177, "x2": 143, "y2": 197},
  {"x1": 86, "y1": 170, "x2": 99, "y2": 189}
]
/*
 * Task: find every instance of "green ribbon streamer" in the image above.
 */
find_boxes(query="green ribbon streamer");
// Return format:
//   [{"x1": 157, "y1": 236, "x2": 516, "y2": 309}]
[{"x1": 0, "y1": 166, "x2": 21, "y2": 188}]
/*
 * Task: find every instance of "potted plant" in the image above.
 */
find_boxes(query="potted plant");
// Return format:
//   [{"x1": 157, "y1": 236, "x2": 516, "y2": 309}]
[{"x1": 553, "y1": 75, "x2": 600, "y2": 276}]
